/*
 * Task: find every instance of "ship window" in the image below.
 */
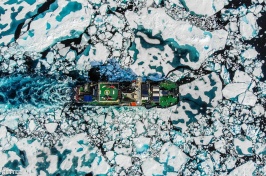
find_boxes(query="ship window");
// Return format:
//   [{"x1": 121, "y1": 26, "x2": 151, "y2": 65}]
[
  {"x1": 141, "y1": 84, "x2": 149, "y2": 97},
  {"x1": 152, "y1": 96, "x2": 159, "y2": 102}
]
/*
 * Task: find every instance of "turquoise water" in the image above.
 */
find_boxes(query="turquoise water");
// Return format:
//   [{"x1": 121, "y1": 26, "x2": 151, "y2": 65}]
[
  {"x1": 4, "y1": 0, "x2": 23, "y2": 5},
  {"x1": 56, "y1": 1, "x2": 82, "y2": 22},
  {"x1": 46, "y1": 22, "x2": 51, "y2": 30},
  {"x1": 204, "y1": 31, "x2": 212, "y2": 38},
  {"x1": 0, "y1": 6, "x2": 5, "y2": 14},
  {"x1": 0, "y1": 23, "x2": 8, "y2": 30},
  {"x1": 28, "y1": 30, "x2": 34, "y2": 37},
  {"x1": 136, "y1": 144, "x2": 150, "y2": 153}
]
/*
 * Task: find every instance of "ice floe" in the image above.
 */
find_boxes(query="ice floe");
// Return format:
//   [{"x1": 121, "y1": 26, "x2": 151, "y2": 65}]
[
  {"x1": 126, "y1": 8, "x2": 228, "y2": 72},
  {"x1": 16, "y1": 0, "x2": 92, "y2": 52},
  {"x1": 141, "y1": 158, "x2": 164, "y2": 176},
  {"x1": 181, "y1": 0, "x2": 228, "y2": 16}
]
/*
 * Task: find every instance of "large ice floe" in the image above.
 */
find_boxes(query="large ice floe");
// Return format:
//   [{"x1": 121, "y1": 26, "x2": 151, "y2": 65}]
[
  {"x1": 0, "y1": 0, "x2": 265, "y2": 175},
  {"x1": 1, "y1": 0, "x2": 92, "y2": 52},
  {"x1": 126, "y1": 7, "x2": 228, "y2": 75}
]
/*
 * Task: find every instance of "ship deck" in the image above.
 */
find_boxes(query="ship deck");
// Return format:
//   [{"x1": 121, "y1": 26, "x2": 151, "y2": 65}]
[{"x1": 99, "y1": 82, "x2": 119, "y2": 103}]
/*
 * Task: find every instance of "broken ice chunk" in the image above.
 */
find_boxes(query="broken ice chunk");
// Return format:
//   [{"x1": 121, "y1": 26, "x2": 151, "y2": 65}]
[
  {"x1": 45, "y1": 123, "x2": 58, "y2": 133},
  {"x1": 239, "y1": 13, "x2": 259, "y2": 40},
  {"x1": 234, "y1": 138, "x2": 253, "y2": 156},
  {"x1": 233, "y1": 70, "x2": 252, "y2": 83},
  {"x1": 141, "y1": 158, "x2": 164, "y2": 176},
  {"x1": 181, "y1": 0, "x2": 227, "y2": 16},
  {"x1": 115, "y1": 155, "x2": 132, "y2": 169},
  {"x1": 228, "y1": 161, "x2": 256, "y2": 176},
  {"x1": 193, "y1": 136, "x2": 213, "y2": 146},
  {"x1": 241, "y1": 48, "x2": 258, "y2": 60},
  {"x1": 237, "y1": 91, "x2": 257, "y2": 106},
  {"x1": 214, "y1": 138, "x2": 226, "y2": 154},
  {"x1": 222, "y1": 83, "x2": 249, "y2": 99},
  {"x1": 251, "y1": 104, "x2": 265, "y2": 116},
  {"x1": 29, "y1": 120, "x2": 36, "y2": 132},
  {"x1": 133, "y1": 136, "x2": 150, "y2": 154},
  {"x1": 159, "y1": 142, "x2": 189, "y2": 172}
]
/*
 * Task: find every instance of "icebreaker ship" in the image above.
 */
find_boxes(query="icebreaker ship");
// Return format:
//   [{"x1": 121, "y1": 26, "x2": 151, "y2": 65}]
[{"x1": 74, "y1": 77, "x2": 179, "y2": 108}]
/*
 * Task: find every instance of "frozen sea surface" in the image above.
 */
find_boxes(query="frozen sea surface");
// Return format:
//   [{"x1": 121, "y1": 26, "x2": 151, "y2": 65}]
[{"x1": 0, "y1": 0, "x2": 266, "y2": 175}]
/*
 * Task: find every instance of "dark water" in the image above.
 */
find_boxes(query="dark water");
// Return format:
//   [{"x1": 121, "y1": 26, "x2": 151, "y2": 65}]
[{"x1": 0, "y1": 75, "x2": 73, "y2": 107}]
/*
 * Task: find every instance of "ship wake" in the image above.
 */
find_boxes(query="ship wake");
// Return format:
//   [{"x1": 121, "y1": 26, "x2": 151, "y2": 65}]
[{"x1": 0, "y1": 75, "x2": 74, "y2": 108}]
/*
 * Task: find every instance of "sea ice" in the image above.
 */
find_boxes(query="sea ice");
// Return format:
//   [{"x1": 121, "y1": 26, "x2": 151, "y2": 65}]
[
  {"x1": 228, "y1": 161, "x2": 256, "y2": 176},
  {"x1": 179, "y1": 72, "x2": 222, "y2": 107},
  {"x1": 241, "y1": 48, "x2": 258, "y2": 60},
  {"x1": 181, "y1": 0, "x2": 227, "y2": 16},
  {"x1": 115, "y1": 155, "x2": 132, "y2": 169},
  {"x1": 234, "y1": 138, "x2": 253, "y2": 156},
  {"x1": 160, "y1": 142, "x2": 189, "y2": 172},
  {"x1": 45, "y1": 123, "x2": 58, "y2": 133},
  {"x1": 133, "y1": 136, "x2": 150, "y2": 154},
  {"x1": 16, "y1": 0, "x2": 92, "y2": 52},
  {"x1": 126, "y1": 8, "x2": 228, "y2": 72},
  {"x1": 141, "y1": 158, "x2": 164, "y2": 176},
  {"x1": 239, "y1": 13, "x2": 259, "y2": 40},
  {"x1": 238, "y1": 91, "x2": 257, "y2": 106}
]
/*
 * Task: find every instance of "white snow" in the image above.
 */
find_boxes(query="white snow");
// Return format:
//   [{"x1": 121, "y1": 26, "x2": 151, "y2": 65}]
[
  {"x1": 110, "y1": 33, "x2": 124, "y2": 50},
  {"x1": 106, "y1": 151, "x2": 115, "y2": 161},
  {"x1": 46, "y1": 52, "x2": 54, "y2": 64},
  {"x1": 65, "y1": 51, "x2": 76, "y2": 62},
  {"x1": 141, "y1": 158, "x2": 164, "y2": 176},
  {"x1": 14, "y1": 138, "x2": 45, "y2": 176},
  {"x1": 193, "y1": 136, "x2": 213, "y2": 145},
  {"x1": 16, "y1": 0, "x2": 92, "y2": 52},
  {"x1": 135, "y1": 121, "x2": 146, "y2": 135},
  {"x1": 252, "y1": 104, "x2": 265, "y2": 116},
  {"x1": 160, "y1": 142, "x2": 189, "y2": 172},
  {"x1": 254, "y1": 143, "x2": 266, "y2": 155},
  {"x1": 225, "y1": 157, "x2": 237, "y2": 170},
  {"x1": 45, "y1": 123, "x2": 58, "y2": 133},
  {"x1": 115, "y1": 155, "x2": 132, "y2": 169},
  {"x1": 182, "y1": 0, "x2": 227, "y2": 16},
  {"x1": 0, "y1": 0, "x2": 46, "y2": 44},
  {"x1": 91, "y1": 156, "x2": 110, "y2": 175},
  {"x1": 137, "y1": 32, "x2": 160, "y2": 44},
  {"x1": 129, "y1": 37, "x2": 175, "y2": 76},
  {"x1": 234, "y1": 138, "x2": 253, "y2": 156},
  {"x1": 1, "y1": 115, "x2": 19, "y2": 130},
  {"x1": 179, "y1": 73, "x2": 222, "y2": 107},
  {"x1": 133, "y1": 136, "x2": 150, "y2": 152},
  {"x1": 222, "y1": 83, "x2": 250, "y2": 99},
  {"x1": 228, "y1": 161, "x2": 256, "y2": 176},
  {"x1": 214, "y1": 138, "x2": 226, "y2": 154},
  {"x1": 125, "y1": 8, "x2": 228, "y2": 71},
  {"x1": 121, "y1": 128, "x2": 132, "y2": 138},
  {"x1": 238, "y1": 91, "x2": 257, "y2": 106},
  {"x1": 29, "y1": 120, "x2": 36, "y2": 132},
  {"x1": 171, "y1": 101, "x2": 199, "y2": 132},
  {"x1": 89, "y1": 43, "x2": 110, "y2": 63},
  {"x1": 46, "y1": 155, "x2": 58, "y2": 174},
  {"x1": 223, "y1": 70, "x2": 257, "y2": 106},
  {"x1": 200, "y1": 159, "x2": 214, "y2": 175},
  {"x1": 241, "y1": 48, "x2": 258, "y2": 60},
  {"x1": 233, "y1": 70, "x2": 252, "y2": 83},
  {"x1": 239, "y1": 13, "x2": 259, "y2": 40},
  {"x1": 169, "y1": 0, "x2": 184, "y2": 7}
]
